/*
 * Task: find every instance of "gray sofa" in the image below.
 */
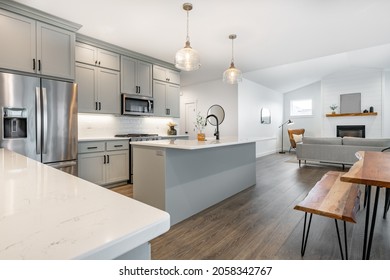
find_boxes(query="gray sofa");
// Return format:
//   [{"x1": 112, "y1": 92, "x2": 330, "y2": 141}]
[{"x1": 296, "y1": 136, "x2": 390, "y2": 168}]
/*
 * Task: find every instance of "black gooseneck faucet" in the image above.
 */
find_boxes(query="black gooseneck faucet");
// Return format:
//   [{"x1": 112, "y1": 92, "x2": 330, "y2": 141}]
[{"x1": 205, "y1": 114, "x2": 219, "y2": 140}]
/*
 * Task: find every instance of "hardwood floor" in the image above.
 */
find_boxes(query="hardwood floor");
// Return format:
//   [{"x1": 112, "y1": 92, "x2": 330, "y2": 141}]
[
  {"x1": 110, "y1": 153, "x2": 390, "y2": 260},
  {"x1": 111, "y1": 183, "x2": 133, "y2": 198},
  {"x1": 147, "y1": 154, "x2": 390, "y2": 260}
]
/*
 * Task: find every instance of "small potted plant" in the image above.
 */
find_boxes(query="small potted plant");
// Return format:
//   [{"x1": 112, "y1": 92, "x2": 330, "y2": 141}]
[
  {"x1": 195, "y1": 112, "x2": 206, "y2": 141},
  {"x1": 330, "y1": 104, "x2": 338, "y2": 114},
  {"x1": 167, "y1": 122, "x2": 177, "y2": 135}
]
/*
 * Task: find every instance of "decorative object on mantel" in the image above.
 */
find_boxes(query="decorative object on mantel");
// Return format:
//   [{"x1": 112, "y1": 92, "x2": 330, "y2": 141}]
[
  {"x1": 175, "y1": 3, "x2": 201, "y2": 71},
  {"x1": 167, "y1": 122, "x2": 177, "y2": 135},
  {"x1": 325, "y1": 112, "x2": 377, "y2": 117},
  {"x1": 278, "y1": 119, "x2": 294, "y2": 154},
  {"x1": 223, "y1": 34, "x2": 242, "y2": 84},
  {"x1": 370, "y1": 106, "x2": 374, "y2": 113},
  {"x1": 363, "y1": 109, "x2": 369, "y2": 113},
  {"x1": 195, "y1": 112, "x2": 206, "y2": 141},
  {"x1": 330, "y1": 104, "x2": 338, "y2": 114}
]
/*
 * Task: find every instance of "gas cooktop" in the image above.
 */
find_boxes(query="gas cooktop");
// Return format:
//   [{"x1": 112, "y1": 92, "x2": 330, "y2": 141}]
[{"x1": 115, "y1": 133, "x2": 159, "y2": 138}]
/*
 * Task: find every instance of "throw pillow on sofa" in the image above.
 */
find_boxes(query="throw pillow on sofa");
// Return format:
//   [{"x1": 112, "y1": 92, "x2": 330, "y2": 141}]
[{"x1": 293, "y1": 134, "x2": 303, "y2": 143}]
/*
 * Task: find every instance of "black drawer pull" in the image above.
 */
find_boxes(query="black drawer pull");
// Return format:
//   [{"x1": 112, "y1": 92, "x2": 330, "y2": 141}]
[
  {"x1": 114, "y1": 145, "x2": 123, "y2": 147},
  {"x1": 87, "y1": 146, "x2": 98, "y2": 149}
]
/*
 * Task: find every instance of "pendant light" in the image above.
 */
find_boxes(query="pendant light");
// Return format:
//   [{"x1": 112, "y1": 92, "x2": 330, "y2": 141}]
[
  {"x1": 223, "y1": 34, "x2": 242, "y2": 84},
  {"x1": 175, "y1": 3, "x2": 201, "y2": 71}
]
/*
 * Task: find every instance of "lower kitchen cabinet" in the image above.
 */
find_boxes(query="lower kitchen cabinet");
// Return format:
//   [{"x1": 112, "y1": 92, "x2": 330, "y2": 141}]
[{"x1": 78, "y1": 140, "x2": 129, "y2": 187}]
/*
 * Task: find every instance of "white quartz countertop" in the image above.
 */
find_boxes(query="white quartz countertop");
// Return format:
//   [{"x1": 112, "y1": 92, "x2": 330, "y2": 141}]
[
  {"x1": 131, "y1": 137, "x2": 262, "y2": 150},
  {"x1": 78, "y1": 137, "x2": 129, "y2": 142},
  {"x1": 0, "y1": 148, "x2": 170, "y2": 260}
]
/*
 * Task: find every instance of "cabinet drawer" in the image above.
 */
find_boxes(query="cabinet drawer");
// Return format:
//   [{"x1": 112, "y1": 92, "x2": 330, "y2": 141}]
[
  {"x1": 106, "y1": 140, "x2": 129, "y2": 151},
  {"x1": 78, "y1": 141, "x2": 105, "y2": 153}
]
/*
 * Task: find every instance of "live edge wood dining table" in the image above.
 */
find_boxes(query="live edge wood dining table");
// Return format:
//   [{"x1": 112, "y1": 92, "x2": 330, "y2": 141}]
[{"x1": 341, "y1": 151, "x2": 390, "y2": 260}]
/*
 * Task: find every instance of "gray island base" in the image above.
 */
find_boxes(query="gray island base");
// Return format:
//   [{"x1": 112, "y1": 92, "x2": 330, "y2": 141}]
[{"x1": 132, "y1": 138, "x2": 256, "y2": 225}]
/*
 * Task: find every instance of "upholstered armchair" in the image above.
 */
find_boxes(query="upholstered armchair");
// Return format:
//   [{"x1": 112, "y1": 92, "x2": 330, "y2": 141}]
[{"x1": 288, "y1": 129, "x2": 305, "y2": 152}]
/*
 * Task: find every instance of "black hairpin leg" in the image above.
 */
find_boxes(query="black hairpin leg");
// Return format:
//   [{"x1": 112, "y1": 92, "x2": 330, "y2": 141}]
[
  {"x1": 364, "y1": 185, "x2": 368, "y2": 208},
  {"x1": 335, "y1": 219, "x2": 348, "y2": 260},
  {"x1": 366, "y1": 186, "x2": 380, "y2": 260},
  {"x1": 362, "y1": 185, "x2": 371, "y2": 259},
  {"x1": 383, "y1": 188, "x2": 390, "y2": 219},
  {"x1": 300, "y1": 213, "x2": 313, "y2": 256}
]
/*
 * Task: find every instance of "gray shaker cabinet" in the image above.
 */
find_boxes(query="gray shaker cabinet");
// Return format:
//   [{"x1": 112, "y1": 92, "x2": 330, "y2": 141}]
[
  {"x1": 153, "y1": 65, "x2": 180, "y2": 85},
  {"x1": 0, "y1": 9, "x2": 75, "y2": 80},
  {"x1": 76, "y1": 62, "x2": 120, "y2": 114},
  {"x1": 121, "y1": 55, "x2": 152, "y2": 98},
  {"x1": 153, "y1": 80, "x2": 180, "y2": 117},
  {"x1": 75, "y1": 42, "x2": 120, "y2": 71}
]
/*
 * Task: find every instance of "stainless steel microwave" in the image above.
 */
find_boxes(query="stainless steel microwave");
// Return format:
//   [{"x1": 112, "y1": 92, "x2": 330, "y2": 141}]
[{"x1": 121, "y1": 94, "x2": 154, "y2": 116}]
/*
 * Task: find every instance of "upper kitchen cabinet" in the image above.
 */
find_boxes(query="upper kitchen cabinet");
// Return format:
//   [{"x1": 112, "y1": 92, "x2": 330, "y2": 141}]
[
  {"x1": 0, "y1": 9, "x2": 76, "y2": 80},
  {"x1": 76, "y1": 62, "x2": 120, "y2": 114},
  {"x1": 121, "y1": 56, "x2": 152, "y2": 98},
  {"x1": 153, "y1": 65, "x2": 180, "y2": 85},
  {"x1": 153, "y1": 80, "x2": 180, "y2": 117},
  {"x1": 76, "y1": 42, "x2": 120, "y2": 71}
]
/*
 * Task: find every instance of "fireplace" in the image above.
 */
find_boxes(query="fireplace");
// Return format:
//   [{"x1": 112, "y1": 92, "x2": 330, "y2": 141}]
[{"x1": 336, "y1": 125, "x2": 365, "y2": 138}]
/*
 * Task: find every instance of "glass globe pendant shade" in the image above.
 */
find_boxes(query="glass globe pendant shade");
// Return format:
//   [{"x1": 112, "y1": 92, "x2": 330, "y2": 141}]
[
  {"x1": 175, "y1": 41, "x2": 201, "y2": 71},
  {"x1": 223, "y1": 62, "x2": 243, "y2": 84}
]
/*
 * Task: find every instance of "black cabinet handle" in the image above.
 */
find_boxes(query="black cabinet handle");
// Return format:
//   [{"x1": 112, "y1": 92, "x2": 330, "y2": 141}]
[
  {"x1": 95, "y1": 60, "x2": 98, "y2": 65},
  {"x1": 95, "y1": 102, "x2": 98, "y2": 110},
  {"x1": 114, "y1": 145, "x2": 123, "y2": 148},
  {"x1": 87, "y1": 146, "x2": 98, "y2": 150},
  {"x1": 38, "y1": 60, "x2": 41, "y2": 71},
  {"x1": 103, "y1": 155, "x2": 106, "y2": 164},
  {"x1": 99, "y1": 102, "x2": 101, "y2": 110},
  {"x1": 166, "y1": 108, "x2": 170, "y2": 115},
  {"x1": 33, "y1": 59, "x2": 36, "y2": 70},
  {"x1": 98, "y1": 61, "x2": 101, "y2": 66},
  {"x1": 107, "y1": 155, "x2": 110, "y2": 164}
]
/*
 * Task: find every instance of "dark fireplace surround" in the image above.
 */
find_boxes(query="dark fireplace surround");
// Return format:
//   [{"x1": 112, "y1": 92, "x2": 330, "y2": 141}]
[{"x1": 337, "y1": 125, "x2": 365, "y2": 138}]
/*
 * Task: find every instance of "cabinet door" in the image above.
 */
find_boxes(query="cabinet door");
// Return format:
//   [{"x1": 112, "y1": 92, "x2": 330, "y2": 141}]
[
  {"x1": 137, "y1": 61, "x2": 152, "y2": 97},
  {"x1": 78, "y1": 152, "x2": 106, "y2": 185},
  {"x1": 75, "y1": 63, "x2": 97, "y2": 113},
  {"x1": 98, "y1": 49, "x2": 120, "y2": 70},
  {"x1": 0, "y1": 9, "x2": 36, "y2": 73},
  {"x1": 97, "y1": 68, "x2": 120, "y2": 114},
  {"x1": 75, "y1": 42, "x2": 97, "y2": 65},
  {"x1": 120, "y1": 55, "x2": 137, "y2": 94},
  {"x1": 167, "y1": 69, "x2": 180, "y2": 85},
  {"x1": 36, "y1": 22, "x2": 75, "y2": 79},
  {"x1": 152, "y1": 65, "x2": 166, "y2": 82},
  {"x1": 166, "y1": 84, "x2": 180, "y2": 117},
  {"x1": 105, "y1": 150, "x2": 129, "y2": 184},
  {"x1": 153, "y1": 80, "x2": 167, "y2": 116}
]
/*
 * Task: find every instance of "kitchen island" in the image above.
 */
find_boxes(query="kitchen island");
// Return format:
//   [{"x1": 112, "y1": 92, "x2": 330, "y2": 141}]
[
  {"x1": 0, "y1": 148, "x2": 169, "y2": 260},
  {"x1": 132, "y1": 137, "x2": 257, "y2": 225}
]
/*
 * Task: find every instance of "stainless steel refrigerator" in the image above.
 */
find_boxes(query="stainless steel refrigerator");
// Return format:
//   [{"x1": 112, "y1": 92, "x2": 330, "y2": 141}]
[{"x1": 0, "y1": 72, "x2": 78, "y2": 175}]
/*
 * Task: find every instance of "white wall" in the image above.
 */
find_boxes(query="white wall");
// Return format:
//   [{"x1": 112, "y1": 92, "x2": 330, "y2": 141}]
[
  {"x1": 321, "y1": 68, "x2": 383, "y2": 137},
  {"x1": 238, "y1": 79, "x2": 283, "y2": 157},
  {"x1": 383, "y1": 70, "x2": 390, "y2": 137},
  {"x1": 180, "y1": 79, "x2": 238, "y2": 138},
  {"x1": 283, "y1": 81, "x2": 322, "y2": 142},
  {"x1": 78, "y1": 114, "x2": 180, "y2": 138}
]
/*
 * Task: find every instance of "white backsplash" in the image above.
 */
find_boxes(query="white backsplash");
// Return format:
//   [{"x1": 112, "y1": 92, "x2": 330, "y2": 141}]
[{"x1": 78, "y1": 113, "x2": 180, "y2": 138}]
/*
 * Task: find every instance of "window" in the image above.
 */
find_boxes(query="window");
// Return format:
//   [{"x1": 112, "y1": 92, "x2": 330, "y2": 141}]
[{"x1": 290, "y1": 99, "x2": 312, "y2": 116}]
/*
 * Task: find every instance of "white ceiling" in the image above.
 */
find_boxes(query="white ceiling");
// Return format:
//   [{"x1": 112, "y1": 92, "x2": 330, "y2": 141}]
[{"x1": 13, "y1": 0, "x2": 390, "y2": 92}]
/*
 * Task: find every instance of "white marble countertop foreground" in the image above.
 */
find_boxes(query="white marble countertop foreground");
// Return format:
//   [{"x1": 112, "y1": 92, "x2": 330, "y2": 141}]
[{"x1": 0, "y1": 148, "x2": 170, "y2": 259}]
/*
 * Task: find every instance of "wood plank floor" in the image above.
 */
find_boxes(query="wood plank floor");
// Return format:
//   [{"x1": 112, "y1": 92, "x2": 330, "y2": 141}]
[{"x1": 111, "y1": 153, "x2": 390, "y2": 260}]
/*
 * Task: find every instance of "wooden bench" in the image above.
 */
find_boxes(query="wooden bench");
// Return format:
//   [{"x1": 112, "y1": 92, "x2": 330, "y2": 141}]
[{"x1": 294, "y1": 171, "x2": 361, "y2": 259}]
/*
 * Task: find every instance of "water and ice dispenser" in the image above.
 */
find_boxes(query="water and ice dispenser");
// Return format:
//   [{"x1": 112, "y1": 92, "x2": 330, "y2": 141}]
[{"x1": 3, "y1": 108, "x2": 27, "y2": 139}]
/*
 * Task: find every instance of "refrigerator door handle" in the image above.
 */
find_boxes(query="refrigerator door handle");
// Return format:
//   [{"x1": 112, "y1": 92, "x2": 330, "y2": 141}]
[
  {"x1": 35, "y1": 87, "x2": 41, "y2": 154},
  {"x1": 42, "y1": 87, "x2": 48, "y2": 154}
]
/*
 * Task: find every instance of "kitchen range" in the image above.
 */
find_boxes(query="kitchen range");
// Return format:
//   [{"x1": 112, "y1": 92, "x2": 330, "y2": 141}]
[{"x1": 115, "y1": 133, "x2": 162, "y2": 183}]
